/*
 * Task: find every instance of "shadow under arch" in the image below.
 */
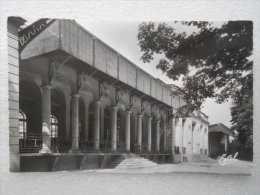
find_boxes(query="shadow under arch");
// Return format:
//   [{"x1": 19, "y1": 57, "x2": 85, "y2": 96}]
[
  {"x1": 151, "y1": 114, "x2": 158, "y2": 151},
  {"x1": 79, "y1": 97, "x2": 85, "y2": 141},
  {"x1": 103, "y1": 106, "x2": 111, "y2": 141},
  {"x1": 117, "y1": 108, "x2": 125, "y2": 151},
  {"x1": 130, "y1": 110, "x2": 137, "y2": 152},
  {"x1": 20, "y1": 80, "x2": 42, "y2": 136},
  {"x1": 51, "y1": 88, "x2": 66, "y2": 138},
  {"x1": 142, "y1": 112, "x2": 150, "y2": 149}
]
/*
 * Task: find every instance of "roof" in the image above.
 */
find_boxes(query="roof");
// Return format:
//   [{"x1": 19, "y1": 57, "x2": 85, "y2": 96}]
[
  {"x1": 18, "y1": 18, "x2": 176, "y2": 107},
  {"x1": 8, "y1": 17, "x2": 27, "y2": 26},
  {"x1": 209, "y1": 123, "x2": 234, "y2": 137}
]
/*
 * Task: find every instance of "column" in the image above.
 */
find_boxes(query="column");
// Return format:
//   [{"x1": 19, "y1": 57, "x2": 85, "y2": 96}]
[
  {"x1": 125, "y1": 110, "x2": 131, "y2": 152},
  {"x1": 156, "y1": 120, "x2": 160, "y2": 152},
  {"x1": 39, "y1": 85, "x2": 52, "y2": 153},
  {"x1": 163, "y1": 123, "x2": 167, "y2": 152},
  {"x1": 111, "y1": 106, "x2": 118, "y2": 152},
  {"x1": 93, "y1": 101, "x2": 101, "y2": 151},
  {"x1": 137, "y1": 114, "x2": 143, "y2": 151},
  {"x1": 170, "y1": 118, "x2": 175, "y2": 154},
  {"x1": 224, "y1": 134, "x2": 228, "y2": 153},
  {"x1": 70, "y1": 94, "x2": 80, "y2": 153},
  {"x1": 147, "y1": 117, "x2": 152, "y2": 152}
]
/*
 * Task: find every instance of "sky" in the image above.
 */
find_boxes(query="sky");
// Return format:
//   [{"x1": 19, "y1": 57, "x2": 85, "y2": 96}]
[{"x1": 24, "y1": 18, "x2": 232, "y2": 127}]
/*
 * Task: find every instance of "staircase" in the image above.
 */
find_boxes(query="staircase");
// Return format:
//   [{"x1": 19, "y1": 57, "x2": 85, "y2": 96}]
[
  {"x1": 115, "y1": 153, "x2": 158, "y2": 169},
  {"x1": 189, "y1": 154, "x2": 217, "y2": 163},
  {"x1": 107, "y1": 155, "x2": 125, "y2": 168}
]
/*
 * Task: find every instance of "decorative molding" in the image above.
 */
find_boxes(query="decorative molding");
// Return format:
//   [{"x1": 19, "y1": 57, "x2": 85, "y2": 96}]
[
  {"x1": 130, "y1": 95, "x2": 138, "y2": 110},
  {"x1": 98, "y1": 82, "x2": 108, "y2": 100},
  {"x1": 116, "y1": 88, "x2": 127, "y2": 106},
  {"x1": 76, "y1": 71, "x2": 87, "y2": 93},
  {"x1": 48, "y1": 56, "x2": 61, "y2": 84},
  {"x1": 141, "y1": 100, "x2": 148, "y2": 114}
]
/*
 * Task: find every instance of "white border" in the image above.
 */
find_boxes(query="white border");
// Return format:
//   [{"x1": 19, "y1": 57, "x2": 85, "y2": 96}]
[{"x1": 0, "y1": 0, "x2": 259, "y2": 194}]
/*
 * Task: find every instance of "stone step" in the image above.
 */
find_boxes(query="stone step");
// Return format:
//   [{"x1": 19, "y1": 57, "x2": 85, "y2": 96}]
[
  {"x1": 108, "y1": 156, "x2": 125, "y2": 168},
  {"x1": 115, "y1": 156, "x2": 157, "y2": 169},
  {"x1": 189, "y1": 154, "x2": 217, "y2": 163}
]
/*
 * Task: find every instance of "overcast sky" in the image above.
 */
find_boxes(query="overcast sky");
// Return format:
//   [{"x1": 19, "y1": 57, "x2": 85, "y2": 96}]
[{"x1": 25, "y1": 18, "x2": 232, "y2": 127}]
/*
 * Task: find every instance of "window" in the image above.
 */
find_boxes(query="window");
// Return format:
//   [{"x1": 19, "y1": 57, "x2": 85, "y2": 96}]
[
  {"x1": 19, "y1": 110, "x2": 27, "y2": 139},
  {"x1": 50, "y1": 115, "x2": 58, "y2": 138}
]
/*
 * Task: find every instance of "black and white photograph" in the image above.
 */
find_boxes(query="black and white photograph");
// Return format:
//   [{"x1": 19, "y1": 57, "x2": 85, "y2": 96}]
[{"x1": 0, "y1": 1, "x2": 260, "y2": 195}]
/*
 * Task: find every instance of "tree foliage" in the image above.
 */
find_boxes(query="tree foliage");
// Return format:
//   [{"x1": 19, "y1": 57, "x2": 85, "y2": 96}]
[{"x1": 138, "y1": 21, "x2": 253, "y2": 147}]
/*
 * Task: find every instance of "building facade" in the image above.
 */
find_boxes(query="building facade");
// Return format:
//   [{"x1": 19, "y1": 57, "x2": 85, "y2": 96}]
[
  {"x1": 174, "y1": 111, "x2": 209, "y2": 162},
  {"x1": 208, "y1": 123, "x2": 235, "y2": 158},
  {"x1": 8, "y1": 17, "x2": 209, "y2": 171}
]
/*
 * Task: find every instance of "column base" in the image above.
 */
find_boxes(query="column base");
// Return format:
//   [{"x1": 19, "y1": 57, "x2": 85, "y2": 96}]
[
  {"x1": 69, "y1": 149, "x2": 81, "y2": 154},
  {"x1": 39, "y1": 147, "x2": 52, "y2": 154},
  {"x1": 92, "y1": 149, "x2": 101, "y2": 153},
  {"x1": 110, "y1": 150, "x2": 118, "y2": 154}
]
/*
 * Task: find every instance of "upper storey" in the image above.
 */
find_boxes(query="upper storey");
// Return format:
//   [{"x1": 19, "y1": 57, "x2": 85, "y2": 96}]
[{"x1": 20, "y1": 19, "x2": 179, "y2": 108}]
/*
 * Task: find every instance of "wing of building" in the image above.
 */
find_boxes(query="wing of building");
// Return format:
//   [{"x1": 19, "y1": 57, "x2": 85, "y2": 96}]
[
  {"x1": 8, "y1": 17, "x2": 210, "y2": 171},
  {"x1": 208, "y1": 123, "x2": 235, "y2": 158}
]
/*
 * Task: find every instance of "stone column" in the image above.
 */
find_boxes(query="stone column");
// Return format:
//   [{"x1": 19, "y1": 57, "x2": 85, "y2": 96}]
[
  {"x1": 163, "y1": 122, "x2": 167, "y2": 152},
  {"x1": 111, "y1": 106, "x2": 118, "y2": 152},
  {"x1": 93, "y1": 101, "x2": 101, "y2": 151},
  {"x1": 125, "y1": 110, "x2": 131, "y2": 152},
  {"x1": 137, "y1": 114, "x2": 143, "y2": 151},
  {"x1": 70, "y1": 94, "x2": 80, "y2": 153},
  {"x1": 224, "y1": 135, "x2": 228, "y2": 153},
  {"x1": 170, "y1": 118, "x2": 175, "y2": 154},
  {"x1": 156, "y1": 120, "x2": 160, "y2": 152},
  {"x1": 39, "y1": 85, "x2": 52, "y2": 153},
  {"x1": 147, "y1": 117, "x2": 152, "y2": 152}
]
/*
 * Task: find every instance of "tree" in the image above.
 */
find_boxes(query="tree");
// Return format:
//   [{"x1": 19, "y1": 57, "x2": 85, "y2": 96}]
[{"x1": 137, "y1": 21, "x2": 253, "y2": 150}]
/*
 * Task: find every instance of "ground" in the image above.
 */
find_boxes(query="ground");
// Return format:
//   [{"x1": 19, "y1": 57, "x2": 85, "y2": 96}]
[{"x1": 1, "y1": 160, "x2": 258, "y2": 195}]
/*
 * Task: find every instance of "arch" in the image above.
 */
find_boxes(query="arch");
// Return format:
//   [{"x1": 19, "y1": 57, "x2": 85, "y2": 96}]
[
  {"x1": 78, "y1": 97, "x2": 85, "y2": 140},
  {"x1": 182, "y1": 119, "x2": 190, "y2": 154},
  {"x1": 130, "y1": 111, "x2": 136, "y2": 152},
  {"x1": 117, "y1": 109, "x2": 125, "y2": 145},
  {"x1": 199, "y1": 126, "x2": 205, "y2": 154},
  {"x1": 104, "y1": 106, "x2": 111, "y2": 141},
  {"x1": 88, "y1": 101, "x2": 95, "y2": 140},
  {"x1": 151, "y1": 114, "x2": 157, "y2": 151},
  {"x1": 203, "y1": 128, "x2": 208, "y2": 154},
  {"x1": 19, "y1": 110, "x2": 27, "y2": 139},
  {"x1": 20, "y1": 80, "x2": 41, "y2": 135},
  {"x1": 159, "y1": 114, "x2": 165, "y2": 151},
  {"x1": 51, "y1": 88, "x2": 66, "y2": 137},
  {"x1": 50, "y1": 115, "x2": 58, "y2": 138},
  {"x1": 191, "y1": 123, "x2": 200, "y2": 154},
  {"x1": 142, "y1": 113, "x2": 149, "y2": 149}
]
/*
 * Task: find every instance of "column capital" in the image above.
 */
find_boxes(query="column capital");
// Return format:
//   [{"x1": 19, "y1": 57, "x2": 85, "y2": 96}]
[
  {"x1": 71, "y1": 93, "x2": 80, "y2": 98},
  {"x1": 95, "y1": 100, "x2": 101, "y2": 104},
  {"x1": 156, "y1": 120, "x2": 160, "y2": 123},
  {"x1": 138, "y1": 114, "x2": 143, "y2": 117},
  {"x1": 41, "y1": 84, "x2": 52, "y2": 89},
  {"x1": 126, "y1": 110, "x2": 132, "y2": 114},
  {"x1": 112, "y1": 106, "x2": 118, "y2": 110},
  {"x1": 148, "y1": 117, "x2": 152, "y2": 120}
]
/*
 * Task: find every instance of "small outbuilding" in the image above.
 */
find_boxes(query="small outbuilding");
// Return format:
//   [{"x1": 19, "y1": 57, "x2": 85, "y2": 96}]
[{"x1": 208, "y1": 123, "x2": 235, "y2": 158}]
